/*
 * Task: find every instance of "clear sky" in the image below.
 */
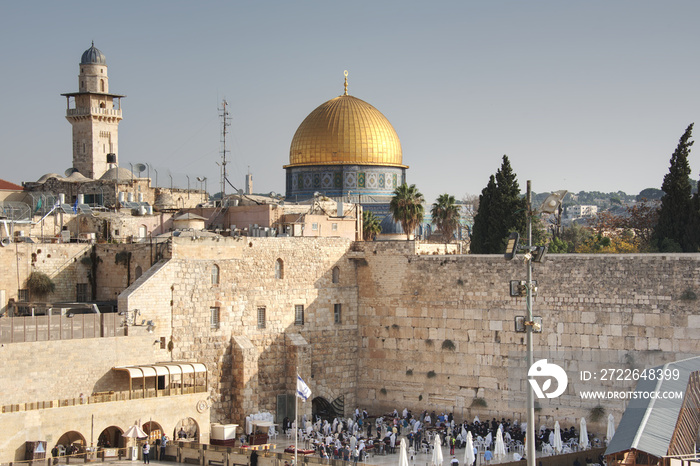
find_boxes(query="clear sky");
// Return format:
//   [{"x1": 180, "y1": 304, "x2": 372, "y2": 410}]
[{"x1": 1, "y1": 1, "x2": 699, "y2": 204}]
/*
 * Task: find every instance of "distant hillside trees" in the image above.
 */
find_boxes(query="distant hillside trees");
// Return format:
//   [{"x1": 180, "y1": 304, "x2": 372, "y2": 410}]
[{"x1": 653, "y1": 123, "x2": 700, "y2": 252}]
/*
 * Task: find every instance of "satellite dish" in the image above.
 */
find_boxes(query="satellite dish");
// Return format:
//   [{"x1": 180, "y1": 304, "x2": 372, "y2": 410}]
[
  {"x1": 134, "y1": 163, "x2": 147, "y2": 175},
  {"x1": 64, "y1": 167, "x2": 79, "y2": 177}
]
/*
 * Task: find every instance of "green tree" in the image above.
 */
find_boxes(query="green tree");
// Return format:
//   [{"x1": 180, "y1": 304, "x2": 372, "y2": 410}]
[
  {"x1": 654, "y1": 123, "x2": 694, "y2": 251},
  {"x1": 362, "y1": 210, "x2": 381, "y2": 241},
  {"x1": 685, "y1": 174, "x2": 700, "y2": 251},
  {"x1": 469, "y1": 175, "x2": 498, "y2": 253},
  {"x1": 431, "y1": 194, "x2": 460, "y2": 244},
  {"x1": 470, "y1": 155, "x2": 527, "y2": 253},
  {"x1": 389, "y1": 183, "x2": 425, "y2": 240}
]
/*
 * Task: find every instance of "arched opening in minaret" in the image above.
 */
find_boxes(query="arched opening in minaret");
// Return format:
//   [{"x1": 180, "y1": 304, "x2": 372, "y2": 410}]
[{"x1": 100, "y1": 79, "x2": 105, "y2": 92}]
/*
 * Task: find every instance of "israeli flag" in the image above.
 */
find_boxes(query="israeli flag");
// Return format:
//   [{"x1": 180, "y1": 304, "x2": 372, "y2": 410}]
[{"x1": 296, "y1": 375, "x2": 311, "y2": 402}]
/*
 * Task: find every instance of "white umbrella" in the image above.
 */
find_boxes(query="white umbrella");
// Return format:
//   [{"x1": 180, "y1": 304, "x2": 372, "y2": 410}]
[
  {"x1": 122, "y1": 425, "x2": 147, "y2": 439},
  {"x1": 606, "y1": 414, "x2": 615, "y2": 444},
  {"x1": 553, "y1": 421, "x2": 563, "y2": 453},
  {"x1": 464, "y1": 432, "x2": 475, "y2": 466},
  {"x1": 494, "y1": 429, "x2": 506, "y2": 459},
  {"x1": 579, "y1": 418, "x2": 589, "y2": 450},
  {"x1": 432, "y1": 434, "x2": 443, "y2": 466},
  {"x1": 399, "y1": 438, "x2": 409, "y2": 466}
]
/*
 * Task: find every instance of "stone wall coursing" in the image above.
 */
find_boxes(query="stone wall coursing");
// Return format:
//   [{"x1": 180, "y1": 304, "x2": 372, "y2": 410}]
[
  {"x1": 120, "y1": 236, "x2": 360, "y2": 427},
  {"x1": 354, "y1": 243, "x2": 700, "y2": 431}
]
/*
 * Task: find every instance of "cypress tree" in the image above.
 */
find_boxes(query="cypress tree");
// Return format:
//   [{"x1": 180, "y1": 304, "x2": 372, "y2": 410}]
[
  {"x1": 470, "y1": 175, "x2": 497, "y2": 253},
  {"x1": 654, "y1": 123, "x2": 694, "y2": 251},
  {"x1": 470, "y1": 155, "x2": 527, "y2": 253}
]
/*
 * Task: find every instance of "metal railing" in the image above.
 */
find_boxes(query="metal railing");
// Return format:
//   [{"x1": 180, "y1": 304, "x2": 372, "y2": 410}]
[{"x1": 0, "y1": 313, "x2": 125, "y2": 344}]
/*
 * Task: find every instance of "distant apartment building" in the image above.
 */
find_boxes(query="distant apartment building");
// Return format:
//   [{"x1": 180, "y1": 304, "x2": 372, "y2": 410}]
[{"x1": 566, "y1": 204, "x2": 598, "y2": 218}]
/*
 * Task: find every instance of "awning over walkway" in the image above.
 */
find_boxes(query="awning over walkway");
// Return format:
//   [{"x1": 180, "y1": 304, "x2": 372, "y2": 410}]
[
  {"x1": 113, "y1": 363, "x2": 207, "y2": 378},
  {"x1": 112, "y1": 362, "x2": 207, "y2": 399}
]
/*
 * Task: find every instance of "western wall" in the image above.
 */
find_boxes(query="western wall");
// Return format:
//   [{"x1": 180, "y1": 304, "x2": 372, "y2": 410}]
[
  {"x1": 354, "y1": 241, "x2": 700, "y2": 432},
  {"x1": 1, "y1": 238, "x2": 698, "y2": 455}
]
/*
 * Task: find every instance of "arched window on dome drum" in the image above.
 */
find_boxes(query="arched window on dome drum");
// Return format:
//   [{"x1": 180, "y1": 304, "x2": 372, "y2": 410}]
[
  {"x1": 275, "y1": 259, "x2": 284, "y2": 279},
  {"x1": 332, "y1": 266, "x2": 340, "y2": 284},
  {"x1": 211, "y1": 264, "x2": 220, "y2": 286}
]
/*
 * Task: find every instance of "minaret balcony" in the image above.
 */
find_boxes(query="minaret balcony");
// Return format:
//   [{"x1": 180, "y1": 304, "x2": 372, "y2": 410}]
[{"x1": 66, "y1": 107, "x2": 122, "y2": 118}]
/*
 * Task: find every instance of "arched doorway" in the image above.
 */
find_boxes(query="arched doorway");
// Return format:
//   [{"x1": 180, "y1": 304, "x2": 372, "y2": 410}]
[
  {"x1": 312, "y1": 397, "x2": 338, "y2": 422},
  {"x1": 98, "y1": 426, "x2": 124, "y2": 448},
  {"x1": 55, "y1": 431, "x2": 87, "y2": 457},
  {"x1": 174, "y1": 418, "x2": 199, "y2": 442},
  {"x1": 143, "y1": 421, "x2": 163, "y2": 444}
]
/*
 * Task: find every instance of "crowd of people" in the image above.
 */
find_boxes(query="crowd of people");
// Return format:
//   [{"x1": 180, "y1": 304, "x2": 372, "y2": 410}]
[{"x1": 282, "y1": 407, "x2": 597, "y2": 464}]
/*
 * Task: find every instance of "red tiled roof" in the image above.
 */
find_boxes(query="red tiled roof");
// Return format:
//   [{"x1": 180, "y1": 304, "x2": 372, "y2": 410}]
[{"x1": 0, "y1": 179, "x2": 23, "y2": 191}]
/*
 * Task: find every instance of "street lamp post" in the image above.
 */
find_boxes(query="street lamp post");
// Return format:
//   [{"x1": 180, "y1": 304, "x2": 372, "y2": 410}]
[
  {"x1": 525, "y1": 180, "x2": 536, "y2": 466},
  {"x1": 505, "y1": 180, "x2": 567, "y2": 466}
]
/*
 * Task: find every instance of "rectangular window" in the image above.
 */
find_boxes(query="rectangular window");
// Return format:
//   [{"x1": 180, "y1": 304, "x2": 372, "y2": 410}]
[
  {"x1": 76, "y1": 283, "x2": 89, "y2": 302},
  {"x1": 210, "y1": 307, "x2": 220, "y2": 329},
  {"x1": 311, "y1": 223, "x2": 318, "y2": 231},
  {"x1": 294, "y1": 305, "x2": 304, "y2": 326},
  {"x1": 257, "y1": 307, "x2": 266, "y2": 329},
  {"x1": 18, "y1": 289, "x2": 29, "y2": 302},
  {"x1": 334, "y1": 303, "x2": 342, "y2": 324},
  {"x1": 332, "y1": 223, "x2": 338, "y2": 231}
]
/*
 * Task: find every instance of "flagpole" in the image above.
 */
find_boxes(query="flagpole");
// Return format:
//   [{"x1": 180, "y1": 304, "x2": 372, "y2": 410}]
[{"x1": 295, "y1": 368, "x2": 298, "y2": 466}]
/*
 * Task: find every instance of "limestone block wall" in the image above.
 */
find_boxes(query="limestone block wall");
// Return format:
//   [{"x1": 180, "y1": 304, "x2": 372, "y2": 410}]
[
  {"x1": 119, "y1": 236, "x2": 360, "y2": 427},
  {"x1": 0, "y1": 242, "x2": 161, "y2": 306},
  {"x1": 354, "y1": 243, "x2": 700, "y2": 432},
  {"x1": 0, "y1": 331, "x2": 158, "y2": 405}
]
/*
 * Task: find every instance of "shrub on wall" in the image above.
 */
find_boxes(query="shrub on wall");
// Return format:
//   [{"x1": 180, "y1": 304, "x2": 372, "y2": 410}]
[
  {"x1": 590, "y1": 404, "x2": 605, "y2": 422},
  {"x1": 380, "y1": 388, "x2": 387, "y2": 395},
  {"x1": 26, "y1": 271, "x2": 55, "y2": 298},
  {"x1": 442, "y1": 339, "x2": 456, "y2": 351},
  {"x1": 471, "y1": 397, "x2": 487, "y2": 408},
  {"x1": 427, "y1": 371, "x2": 437, "y2": 378},
  {"x1": 406, "y1": 369, "x2": 413, "y2": 376}
]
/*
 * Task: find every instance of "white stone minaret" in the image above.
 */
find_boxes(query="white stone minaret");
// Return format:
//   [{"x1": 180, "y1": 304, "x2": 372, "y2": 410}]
[{"x1": 62, "y1": 42, "x2": 125, "y2": 179}]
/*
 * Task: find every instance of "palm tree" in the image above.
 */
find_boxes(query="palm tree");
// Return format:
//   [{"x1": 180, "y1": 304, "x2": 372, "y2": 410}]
[
  {"x1": 362, "y1": 210, "x2": 382, "y2": 241},
  {"x1": 389, "y1": 183, "x2": 425, "y2": 240},
  {"x1": 431, "y1": 193, "x2": 460, "y2": 244}
]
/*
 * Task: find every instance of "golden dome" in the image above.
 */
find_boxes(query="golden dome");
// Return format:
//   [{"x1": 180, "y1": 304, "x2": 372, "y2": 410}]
[{"x1": 287, "y1": 94, "x2": 406, "y2": 168}]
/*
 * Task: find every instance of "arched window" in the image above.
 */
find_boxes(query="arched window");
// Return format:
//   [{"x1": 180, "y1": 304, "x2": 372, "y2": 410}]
[
  {"x1": 135, "y1": 266, "x2": 143, "y2": 280},
  {"x1": 211, "y1": 264, "x2": 220, "y2": 285},
  {"x1": 275, "y1": 259, "x2": 284, "y2": 279},
  {"x1": 100, "y1": 79, "x2": 105, "y2": 92},
  {"x1": 332, "y1": 266, "x2": 340, "y2": 284}
]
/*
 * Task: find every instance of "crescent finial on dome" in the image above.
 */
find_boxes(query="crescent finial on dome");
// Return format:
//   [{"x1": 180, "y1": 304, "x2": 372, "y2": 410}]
[{"x1": 344, "y1": 70, "x2": 348, "y2": 96}]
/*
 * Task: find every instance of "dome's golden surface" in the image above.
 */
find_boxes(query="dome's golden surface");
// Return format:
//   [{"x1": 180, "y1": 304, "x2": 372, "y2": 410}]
[{"x1": 287, "y1": 95, "x2": 405, "y2": 168}]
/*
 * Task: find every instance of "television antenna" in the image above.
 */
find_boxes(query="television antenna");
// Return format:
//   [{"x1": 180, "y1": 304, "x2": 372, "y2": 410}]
[{"x1": 218, "y1": 99, "x2": 231, "y2": 198}]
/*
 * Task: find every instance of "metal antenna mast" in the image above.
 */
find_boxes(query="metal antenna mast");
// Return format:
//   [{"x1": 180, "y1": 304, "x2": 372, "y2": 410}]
[{"x1": 218, "y1": 99, "x2": 231, "y2": 199}]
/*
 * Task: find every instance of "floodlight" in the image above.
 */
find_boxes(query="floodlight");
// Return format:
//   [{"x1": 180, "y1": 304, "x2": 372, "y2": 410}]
[
  {"x1": 532, "y1": 245, "x2": 548, "y2": 263},
  {"x1": 504, "y1": 232, "x2": 520, "y2": 260},
  {"x1": 537, "y1": 190, "x2": 568, "y2": 214}
]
